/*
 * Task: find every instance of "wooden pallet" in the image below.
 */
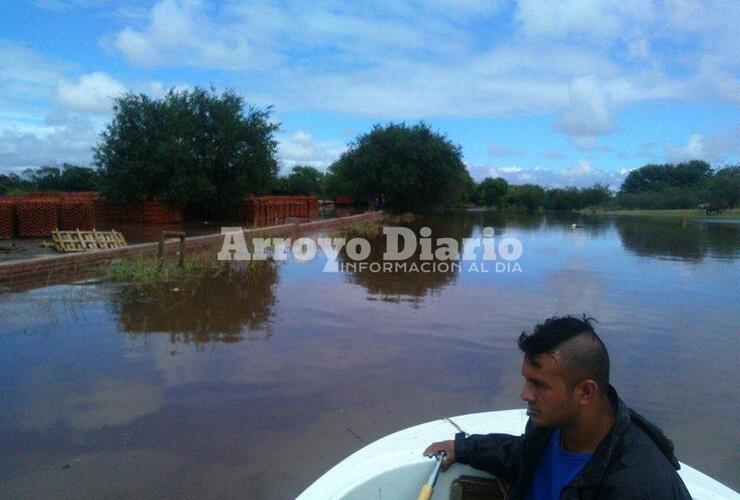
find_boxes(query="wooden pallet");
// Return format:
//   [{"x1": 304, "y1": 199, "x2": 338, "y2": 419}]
[{"x1": 51, "y1": 229, "x2": 127, "y2": 253}]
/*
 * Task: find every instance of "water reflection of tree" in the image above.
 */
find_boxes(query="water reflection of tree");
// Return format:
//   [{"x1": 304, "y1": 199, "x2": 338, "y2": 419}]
[
  {"x1": 340, "y1": 213, "x2": 475, "y2": 307},
  {"x1": 616, "y1": 217, "x2": 739, "y2": 261},
  {"x1": 111, "y1": 263, "x2": 279, "y2": 344}
]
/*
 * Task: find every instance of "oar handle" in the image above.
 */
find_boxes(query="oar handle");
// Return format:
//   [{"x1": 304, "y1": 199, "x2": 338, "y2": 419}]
[
  {"x1": 417, "y1": 484, "x2": 434, "y2": 500},
  {"x1": 417, "y1": 452, "x2": 445, "y2": 500}
]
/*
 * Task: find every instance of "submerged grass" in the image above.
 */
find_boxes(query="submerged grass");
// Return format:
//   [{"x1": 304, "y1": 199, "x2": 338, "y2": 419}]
[
  {"x1": 336, "y1": 212, "x2": 415, "y2": 240},
  {"x1": 337, "y1": 222, "x2": 382, "y2": 240},
  {"x1": 105, "y1": 252, "x2": 271, "y2": 286},
  {"x1": 382, "y1": 212, "x2": 416, "y2": 224}
]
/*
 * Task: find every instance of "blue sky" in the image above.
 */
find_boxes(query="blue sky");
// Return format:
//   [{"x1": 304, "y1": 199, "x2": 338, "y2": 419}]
[{"x1": 1, "y1": 0, "x2": 738, "y2": 188}]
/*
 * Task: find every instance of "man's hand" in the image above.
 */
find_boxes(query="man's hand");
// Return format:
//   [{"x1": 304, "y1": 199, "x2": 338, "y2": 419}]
[{"x1": 423, "y1": 440, "x2": 456, "y2": 471}]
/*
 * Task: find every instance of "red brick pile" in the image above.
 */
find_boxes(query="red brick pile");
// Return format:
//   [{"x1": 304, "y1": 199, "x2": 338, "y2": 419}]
[
  {"x1": 0, "y1": 191, "x2": 191, "y2": 238},
  {"x1": 142, "y1": 201, "x2": 183, "y2": 225},
  {"x1": 90, "y1": 199, "x2": 182, "y2": 225},
  {"x1": 16, "y1": 197, "x2": 60, "y2": 237},
  {"x1": 59, "y1": 197, "x2": 95, "y2": 231},
  {"x1": 0, "y1": 199, "x2": 16, "y2": 239},
  {"x1": 92, "y1": 198, "x2": 126, "y2": 223},
  {"x1": 243, "y1": 195, "x2": 319, "y2": 226}
]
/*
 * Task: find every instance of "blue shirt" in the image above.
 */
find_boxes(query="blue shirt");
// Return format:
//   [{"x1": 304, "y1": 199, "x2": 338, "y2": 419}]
[{"x1": 524, "y1": 429, "x2": 593, "y2": 500}]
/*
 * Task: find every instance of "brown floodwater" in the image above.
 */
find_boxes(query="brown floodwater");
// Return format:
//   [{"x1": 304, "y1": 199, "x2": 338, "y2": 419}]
[{"x1": 0, "y1": 212, "x2": 738, "y2": 499}]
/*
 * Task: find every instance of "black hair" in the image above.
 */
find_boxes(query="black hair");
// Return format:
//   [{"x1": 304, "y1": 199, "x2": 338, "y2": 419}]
[{"x1": 518, "y1": 315, "x2": 610, "y2": 392}]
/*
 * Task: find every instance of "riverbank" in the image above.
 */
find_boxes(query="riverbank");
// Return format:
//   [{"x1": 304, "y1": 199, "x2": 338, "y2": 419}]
[
  {"x1": 578, "y1": 208, "x2": 740, "y2": 219},
  {"x1": 0, "y1": 211, "x2": 382, "y2": 291}
]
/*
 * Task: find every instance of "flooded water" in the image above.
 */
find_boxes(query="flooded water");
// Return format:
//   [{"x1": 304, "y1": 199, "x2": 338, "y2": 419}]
[{"x1": 0, "y1": 212, "x2": 738, "y2": 498}]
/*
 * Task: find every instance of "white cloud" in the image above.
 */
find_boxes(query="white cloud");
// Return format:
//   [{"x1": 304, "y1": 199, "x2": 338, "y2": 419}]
[
  {"x1": 55, "y1": 72, "x2": 127, "y2": 113},
  {"x1": 109, "y1": 0, "x2": 278, "y2": 70},
  {"x1": 469, "y1": 160, "x2": 626, "y2": 188},
  {"x1": 554, "y1": 76, "x2": 614, "y2": 144},
  {"x1": 691, "y1": 56, "x2": 740, "y2": 105},
  {"x1": 2, "y1": 1, "x2": 738, "y2": 170},
  {"x1": 515, "y1": 0, "x2": 656, "y2": 39},
  {"x1": 561, "y1": 159, "x2": 592, "y2": 177},
  {"x1": 627, "y1": 38, "x2": 650, "y2": 60},
  {"x1": 0, "y1": 41, "x2": 70, "y2": 117},
  {"x1": 0, "y1": 43, "x2": 172, "y2": 170},
  {"x1": 104, "y1": 0, "x2": 707, "y2": 119},
  {"x1": 667, "y1": 128, "x2": 740, "y2": 164},
  {"x1": 277, "y1": 130, "x2": 347, "y2": 172},
  {"x1": 0, "y1": 111, "x2": 100, "y2": 169}
]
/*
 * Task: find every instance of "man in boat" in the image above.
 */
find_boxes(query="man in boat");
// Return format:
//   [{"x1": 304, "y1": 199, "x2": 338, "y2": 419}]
[{"x1": 424, "y1": 315, "x2": 691, "y2": 499}]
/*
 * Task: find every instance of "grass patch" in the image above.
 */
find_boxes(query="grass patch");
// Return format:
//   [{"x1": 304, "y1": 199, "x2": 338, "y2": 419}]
[
  {"x1": 337, "y1": 222, "x2": 382, "y2": 240},
  {"x1": 578, "y1": 208, "x2": 740, "y2": 219},
  {"x1": 382, "y1": 212, "x2": 416, "y2": 224},
  {"x1": 105, "y1": 252, "x2": 270, "y2": 286}
]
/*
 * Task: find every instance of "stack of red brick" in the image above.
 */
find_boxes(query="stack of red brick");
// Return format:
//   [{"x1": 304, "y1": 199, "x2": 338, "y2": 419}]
[
  {"x1": 0, "y1": 192, "x2": 185, "y2": 238},
  {"x1": 0, "y1": 192, "x2": 98, "y2": 237},
  {"x1": 243, "y1": 195, "x2": 319, "y2": 226},
  {"x1": 92, "y1": 198, "x2": 126, "y2": 223},
  {"x1": 141, "y1": 201, "x2": 183, "y2": 224},
  {"x1": 15, "y1": 195, "x2": 63, "y2": 237},
  {"x1": 0, "y1": 198, "x2": 16, "y2": 239},
  {"x1": 59, "y1": 192, "x2": 97, "y2": 232},
  {"x1": 93, "y1": 200, "x2": 182, "y2": 224}
]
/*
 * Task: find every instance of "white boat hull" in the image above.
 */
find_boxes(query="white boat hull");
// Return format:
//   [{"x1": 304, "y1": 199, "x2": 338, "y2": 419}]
[{"x1": 298, "y1": 409, "x2": 738, "y2": 500}]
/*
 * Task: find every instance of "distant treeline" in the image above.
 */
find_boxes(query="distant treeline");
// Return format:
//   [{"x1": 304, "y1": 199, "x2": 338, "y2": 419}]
[
  {"x1": 472, "y1": 161, "x2": 739, "y2": 212},
  {"x1": 3, "y1": 157, "x2": 737, "y2": 215},
  {"x1": 1, "y1": 86, "x2": 737, "y2": 214},
  {"x1": 0, "y1": 164, "x2": 100, "y2": 195}
]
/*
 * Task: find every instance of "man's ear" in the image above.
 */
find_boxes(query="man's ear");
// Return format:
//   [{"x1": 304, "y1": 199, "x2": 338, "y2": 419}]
[{"x1": 577, "y1": 379, "x2": 598, "y2": 406}]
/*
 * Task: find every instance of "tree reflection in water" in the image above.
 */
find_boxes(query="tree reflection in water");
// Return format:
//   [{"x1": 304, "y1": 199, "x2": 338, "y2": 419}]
[
  {"x1": 110, "y1": 262, "x2": 279, "y2": 344},
  {"x1": 616, "y1": 216, "x2": 739, "y2": 261},
  {"x1": 339, "y1": 213, "x2": 476, "y2": 307}
]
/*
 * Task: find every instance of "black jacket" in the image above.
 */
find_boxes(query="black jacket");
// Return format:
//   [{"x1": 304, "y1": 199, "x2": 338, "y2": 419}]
[{"x1": 454, "y1": 387, "x2": 692, "y2": 499}]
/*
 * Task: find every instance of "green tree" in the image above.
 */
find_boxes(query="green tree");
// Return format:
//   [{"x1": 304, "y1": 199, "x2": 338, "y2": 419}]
[
  {"x1": 0, "y1": 173, "x2": 33, "y2": 195},
  {"x1": 28, "y1": 166, "x2": 62, "y2": 191},
  {"x1": 283, "y1": 165, "x2": 325, "y2": 196},
  {"x1": 620, "y1": 161, "x2": 711, "y2": 194},
  {"x1": 544, "y1": 184, "x2": 612, "y2": 210},
  {"x1": 544, "y1": 187, "x2": 581, "y2": 210},
  {"x1": 94, "y1": 87, "x2": 279, "y2": 218},
  {"x1": 475, "y1": 177, "x2": 509, "y2": 206},
  {"x1": 504, "y1": 184, "x2": 546, "y2": 212},
  {"x1": 0, "y1": 174, "x2": 9, "y2": 195},
  {"x1": 706, "y1": 165, "x2": 740, "y2": 206},
  {"x1": 457, "y1": 169, "x2": 478, "y2": 206},
  {"x1": 579, "y1": 183, "x2": 612, "y2": 207},
  {"x1": 329, "y1": 122, "x2": 471, "y2": 212},
  {"x1": 59, "y1": 164, "x2": 100, "y2": 191}
]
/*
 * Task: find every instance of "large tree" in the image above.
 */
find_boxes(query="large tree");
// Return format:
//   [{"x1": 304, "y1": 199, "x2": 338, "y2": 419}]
[
  {"x1": 706, "y1": 165, "x2": 740, "y2": 206},
  {"x1": 94, "y1": 87, "x2": 279, "y2": 218},
  {"x1": 617, "y1": 161, "x2": 739, "y2": 209},
  {"x1": 327, "y1": 122, "x2": 471, "y2": 212},
  {"x1": 619, "y1": 160, "x2": 712, "y2": 194},
  {"x1": 476, "y1": 177, "x2": 509, "y2": 207},
  {"x1": 504, "y1": 184, "x2": 546, "y2": 212},
  {"x1": 281, "y1": 165, "x2": 325, "y2": 196}
]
